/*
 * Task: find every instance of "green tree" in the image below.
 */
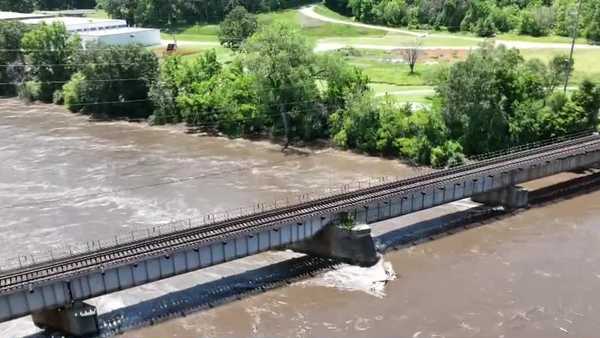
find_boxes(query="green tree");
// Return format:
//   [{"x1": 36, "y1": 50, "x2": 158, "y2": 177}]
[
  {"x1": 64, "y1": 44, "x2": 159, "y2": 118},
  {"x1": 21, "y1": 23, "x2": 79, "y2": 102},
  {"x1": 324, "y1": 0, "x2": 353, "y2": 16},
  {"x1": 218, "y1": 6, "x2": 258, "y2": 51},
  {"x1": 244, "y1": 22, "x2": 322, "y2": 146},
  {"x1": 545, "y1": 54, "x2": 573, "y2": 96},
  {"x1": 519, "y1": 6, "x2": 554, "y2": 36},
  {"x1": 97, "y1": 0, "x2": 136, "y2": 25},
  {"x1": 585, "y1": 3, "x2": 600, "y2": 44},
  {"x1": 437, "y1": 44, "x2": 525, "y2": 154},
  {"x1": 0, "y1": 22, "x2": 30, "y2": 96},
  {"x1": 0, "y1": 0, "x2": 35, "y2": 12},
  {"x1": 330, "y1": 91, "x2": 380, "y2": 153},
  {"x1": 571, "y1": 80, "x2": 600, "y2": 128}
]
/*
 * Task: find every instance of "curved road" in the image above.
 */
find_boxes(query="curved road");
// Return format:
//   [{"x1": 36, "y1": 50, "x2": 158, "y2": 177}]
[{"x1": 300, "y1": 5, "x2": 600, "y2": 51}]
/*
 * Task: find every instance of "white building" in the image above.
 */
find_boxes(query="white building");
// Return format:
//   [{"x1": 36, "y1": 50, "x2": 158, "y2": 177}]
[
  {"x1": 0, "y1": 13, "x2": 161, "y2": 47},
  {"x1": 20, "y1": 17, "x2": 128, "y2": 32},
  {"x1": 78, "y1": 27, "x2": 161, "y2": 46}
]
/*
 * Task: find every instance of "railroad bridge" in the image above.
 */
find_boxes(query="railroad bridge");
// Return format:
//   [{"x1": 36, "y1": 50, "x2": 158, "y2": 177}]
[{"x1": 3, "y1": 133, "x2": 600, "y2": 336}]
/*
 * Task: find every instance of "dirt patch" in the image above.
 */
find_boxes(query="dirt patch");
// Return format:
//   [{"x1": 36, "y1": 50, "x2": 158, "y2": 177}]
[{"x1": 394, "y1": 48, "x2": 470, "y2": 63}]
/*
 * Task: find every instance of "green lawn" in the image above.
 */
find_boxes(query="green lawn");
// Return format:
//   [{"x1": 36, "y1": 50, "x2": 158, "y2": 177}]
[
  {"x1": 158, "y1": 8, "x2": 383, "y2": 44},
  {"x1": 496, "y1": 33, "x2": 587, "y2": 45},
  {"x1": 84, "y1": 9, "x2": 109, "y2": 19},
  {"x1": 347, "y1": 57, "x2": 443, "y2": 86},
  {"x1": 320, "y1": 33, "x2": 480, "y2": 48},
  {"x1": 161, "y1": 24, "x2": 220, "y2": 42},
  {"x1": 313, "y1": 4, "x2": 354, "y2": 22},
  {"x1": 520, "y1": 49, "x2": 600, "y2": 85}
]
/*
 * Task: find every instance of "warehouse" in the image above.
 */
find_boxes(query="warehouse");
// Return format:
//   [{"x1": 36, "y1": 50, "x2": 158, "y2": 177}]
[
  {"x1": 0, "y1": 13, "x2": 161, "y2": 47},
  {"x1": 78, "y1": 27, "x2": 161, "y2": 46}
]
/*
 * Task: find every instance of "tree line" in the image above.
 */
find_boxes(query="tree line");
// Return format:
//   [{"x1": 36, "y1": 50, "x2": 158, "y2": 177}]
[
  {"x1": 0, "y1": 13, "x2": 599, "y2": 168},
  {"x1": 96, "y1": 0, "x2": 316, "y2": 27},
  {"x1": 0, "y1": 0, "x2": 96, "y2": 12},
  {"x1": 325, "y1": 0, "x2": 600, "y2": 42}
]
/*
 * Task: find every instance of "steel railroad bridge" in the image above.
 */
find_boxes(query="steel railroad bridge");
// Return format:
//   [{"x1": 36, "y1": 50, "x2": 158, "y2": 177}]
[{"x1": 2, "y1": 133, "x2": 600, "y2": 336}]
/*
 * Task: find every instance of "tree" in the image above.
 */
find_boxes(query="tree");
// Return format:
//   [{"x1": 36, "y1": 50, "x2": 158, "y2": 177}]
[
  {"x1": 585, "y1": 2, "x2": 600, "y2": 44},
  {"x1": 64, "y1": 44, "x2": 159, "y2": 118},
  {"x1": 218, "y1": 6, "x2": 258, "y2": 51},
  {"x1": 0, "y1": 22, "x2": 30, "y2": 96},
  {"x1": 244, "y1": 22, "x2": 322, "y2": 147},
  {"x1": 97, "y1": 0, "x2": 136, "y2": 25},
  {"x1": 401, "y1": 38, "x2": 423, "y2": 74},
  {"x1": 519, "y1": 6, "x2": 555, "y2": 36},
  {"x1": 21, "y1": 23, "x2": 80, "y2": 102},
  {"x1": 546, "y1": 54, "x2": 572, "y2": 96},
  {"x1": 436, "y1": 44, "x2": 525, "y2": 154},
  {"x1": 0, "y1": 0, "x2": 35, "y2": 12},
  {"x1": 571, "y1": 80, "x2": 600, "y2": 128},
  {"x1": 330, "y1": 91, "x2": 380, "y2": 153}
]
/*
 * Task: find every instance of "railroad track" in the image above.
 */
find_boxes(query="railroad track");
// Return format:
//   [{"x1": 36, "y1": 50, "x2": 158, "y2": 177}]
[{"x1": 2, "y1": 133, "x2": 600, "y2": 293}]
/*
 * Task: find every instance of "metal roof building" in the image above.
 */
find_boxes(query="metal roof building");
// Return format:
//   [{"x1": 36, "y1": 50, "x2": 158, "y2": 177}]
[{"x1": 1, "y1": 13, "x2": 161, "y2": 47}]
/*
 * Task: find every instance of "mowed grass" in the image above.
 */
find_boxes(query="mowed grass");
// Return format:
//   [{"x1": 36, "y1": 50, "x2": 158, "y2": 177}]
[
  {"x1": 496, "y1": 33, "x2": 588, "y2": 45},
  {"x1": 161, "y1": 25, "x2": 220, "y2": 42},
  {"x1": 321, "y1": 33, "x2": 480, "y2": 48},
  {"x1": 520, "y1": 49, "x2": 600, "y2": 84},
  {"x1": 84, "y1": 9, "x2": 109, "y2": 19},
  {"x1": 159, "y1": 8, "x2": 383, "y2": 43},
  {"x1": 338, "y1": 49, "x2": 446, "y2": 86}
]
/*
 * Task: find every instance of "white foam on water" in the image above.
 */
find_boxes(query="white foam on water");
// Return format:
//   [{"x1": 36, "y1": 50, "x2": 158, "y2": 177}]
[
  {"x1": 0, "y1": 317, "x2": 39, "y2": 338},
  {"x1": 300, "y1": 258, "x2": 397, "y2": 298}
]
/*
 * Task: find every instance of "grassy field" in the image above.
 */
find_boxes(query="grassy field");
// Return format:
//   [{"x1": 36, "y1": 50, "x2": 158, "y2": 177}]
[
  {"x1": 520, "y1": 49, "x2": 600, "y2": 85},
  {"x1": 85, "y1": 9, "x2": 109, "y2": 19},
  {"x1": 158, "y1": 8, "x2": 384, "y2": 43},
  {"x1": 161, "y1": 25, "x2": 220, "y2": 42},
  {"x1": 320, "y1": 33, "x2": 481, "y2": 48},
  {"x1": 496, "y1": 33, "x2": 587, "y2": 45}
]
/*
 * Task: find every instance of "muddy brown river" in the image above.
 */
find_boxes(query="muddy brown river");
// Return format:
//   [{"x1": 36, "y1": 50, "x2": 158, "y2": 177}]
[{"x1": 1, "y1": 99, "x2": 600, "y2": 338}]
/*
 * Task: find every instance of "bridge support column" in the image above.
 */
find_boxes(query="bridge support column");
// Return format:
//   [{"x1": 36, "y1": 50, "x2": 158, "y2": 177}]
[
  {"x1": 32, "y1": 301, "x2": 99, "y2": 337},
  {"x1": 287, "y1": 220, "x2": 379, "y2": 267},
  {"x1": 472, "y1": 185, "x2": 529, "y2": 209}
]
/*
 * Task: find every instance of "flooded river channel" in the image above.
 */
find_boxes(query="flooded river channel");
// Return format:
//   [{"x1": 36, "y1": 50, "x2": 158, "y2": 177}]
[{"x1": 1, "y1": 99, "x2": 600, "y2": 338}]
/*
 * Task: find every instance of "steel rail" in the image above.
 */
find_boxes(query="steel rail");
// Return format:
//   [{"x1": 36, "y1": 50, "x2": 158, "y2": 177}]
[{"x1": 1, "y1": 135, "x2": 599, "y2": 292}]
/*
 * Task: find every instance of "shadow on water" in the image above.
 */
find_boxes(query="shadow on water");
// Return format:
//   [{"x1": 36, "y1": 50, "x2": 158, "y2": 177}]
[{"x1": 24, "y1": 171, "x2": 600, "y2": 338}]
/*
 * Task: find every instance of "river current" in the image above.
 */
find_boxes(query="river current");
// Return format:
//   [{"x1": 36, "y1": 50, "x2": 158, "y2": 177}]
[{"x1": 1, "y1": 99, "x2": 600, "y2": 338}]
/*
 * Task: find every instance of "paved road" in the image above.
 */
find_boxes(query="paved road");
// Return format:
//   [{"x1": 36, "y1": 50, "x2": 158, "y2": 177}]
[{"x1": 300, "y1": 5, "x2": 600, "y2": 51}]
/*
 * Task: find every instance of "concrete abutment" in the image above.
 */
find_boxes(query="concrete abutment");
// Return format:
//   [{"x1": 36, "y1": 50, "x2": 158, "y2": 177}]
[
  {"x1": 32, "y1": 301, "x2": 99, "y2": 337},
  {"x1": 287, "y1": 215, "x2": 379, "y2": 267},
  {"x1": 472, "y1": 185, "x2": 529, "y2": 209}
]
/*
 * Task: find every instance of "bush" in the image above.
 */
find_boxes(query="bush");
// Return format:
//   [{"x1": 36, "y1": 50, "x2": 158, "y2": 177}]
[
  {"x1": 63, "y1": 72, "x2": 84, "y2": 111},
  {"x1": 474, "y1": 16, "x2": 497, "y2": 37},
  {"x1": 66, "y1": 44, "x2": 159, "y2": 118},
  {"x1": 431, "y1": 140, "x2": 465, "y2": 168},
  {"x1": 218, "y1": 6, "x2": 258, "y2": 51},
  {"x1": 585, "y1": 4, "x2": 600, "y2": 44},
  {"x1": 17, "y1": 81, "x2": 41, "y2": 102},
  {"x1": 519, "y1": 6, "x2": 554, "y2": 36},
  {"x1": 52, "y1": 89, "x2": 64, "y2": 105}
]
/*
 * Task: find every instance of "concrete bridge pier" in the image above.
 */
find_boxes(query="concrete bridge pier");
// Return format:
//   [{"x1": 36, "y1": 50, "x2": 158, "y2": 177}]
[
  {"x1": 472, "y1": 185, "x2": 529, "y2": 209},
  {"x1": 287, "y1": 216, "x2": 379, "y2": 267},
  {"x1": 32, "y1": 301, "x2": 99, "y2": 337}
]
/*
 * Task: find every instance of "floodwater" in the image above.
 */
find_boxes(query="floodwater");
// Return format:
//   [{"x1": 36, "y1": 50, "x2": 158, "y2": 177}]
[{"x1": 1, "y1": 99, "x2": 600, "y2": 338}]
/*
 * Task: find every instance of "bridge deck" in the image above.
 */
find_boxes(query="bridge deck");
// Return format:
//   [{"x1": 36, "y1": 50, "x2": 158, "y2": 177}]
[{"x1": 2, "y1": 134, "x2": 600, "y2": 296}]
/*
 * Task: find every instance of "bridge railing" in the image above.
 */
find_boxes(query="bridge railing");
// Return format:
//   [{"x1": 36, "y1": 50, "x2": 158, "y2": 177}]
[{"x1": 467, "y1": 129, "x2": 595, "y2": 163}]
